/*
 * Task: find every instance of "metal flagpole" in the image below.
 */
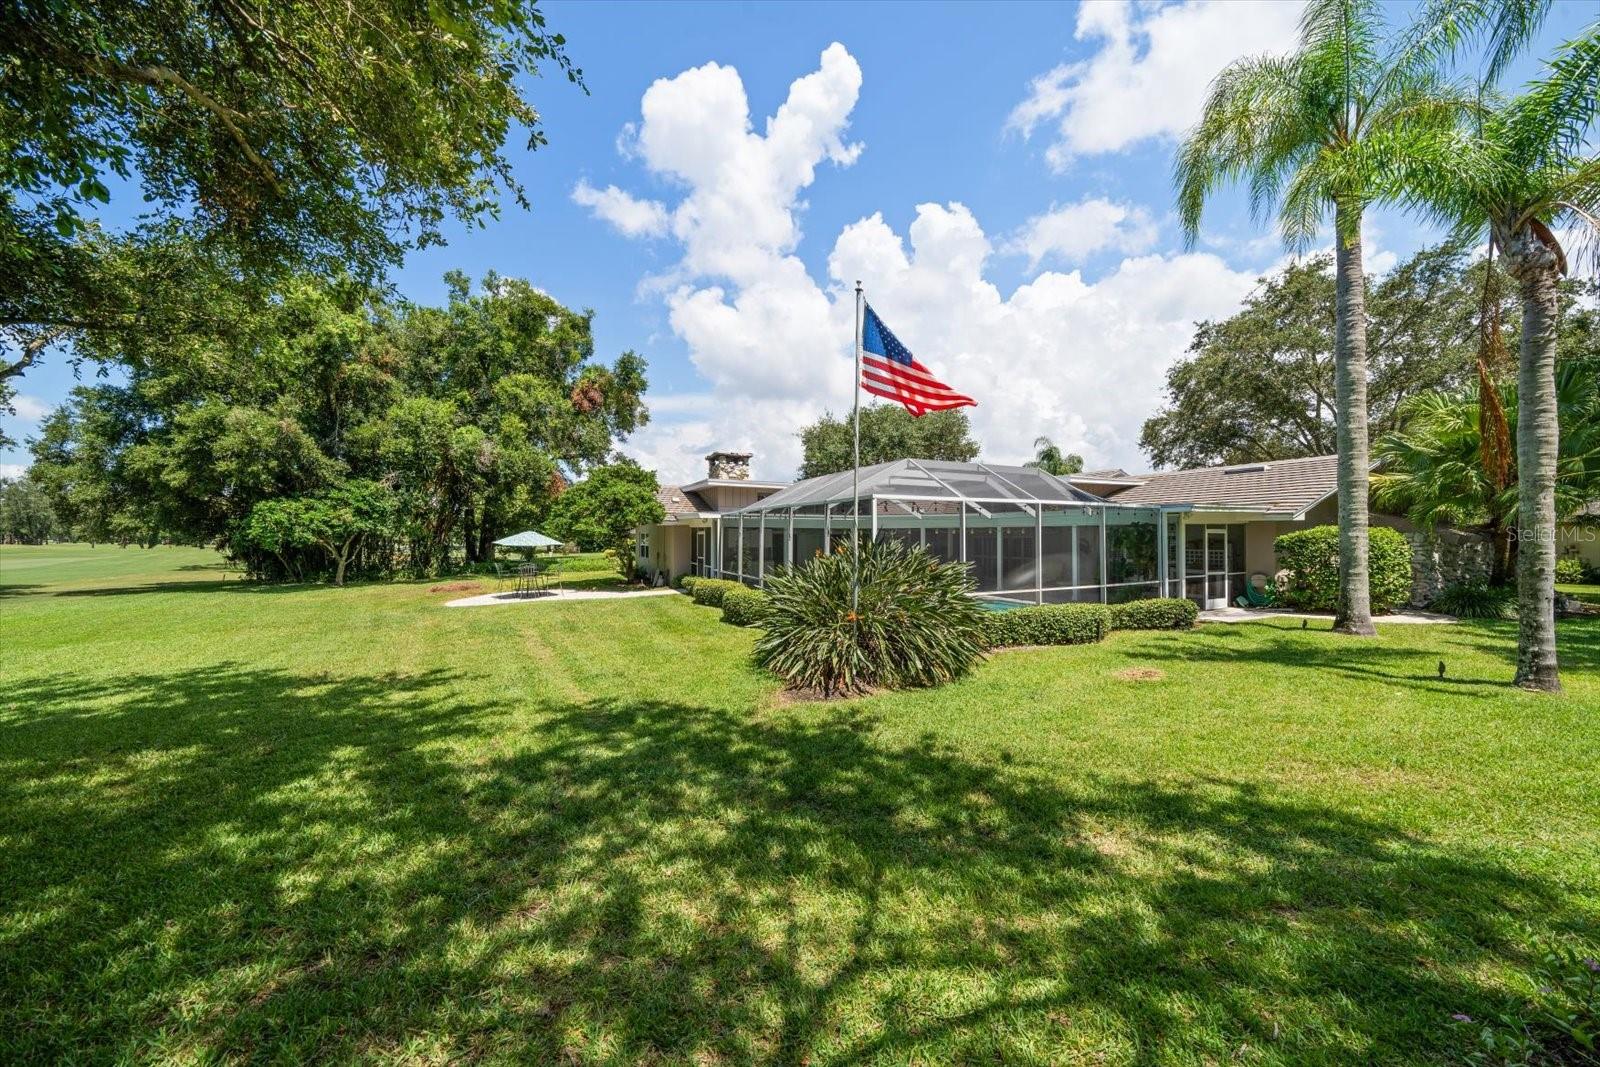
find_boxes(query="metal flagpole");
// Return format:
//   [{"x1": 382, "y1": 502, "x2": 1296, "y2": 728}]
[{"x1": 851, "y1": 280, "x2": 864, "y2": 618}]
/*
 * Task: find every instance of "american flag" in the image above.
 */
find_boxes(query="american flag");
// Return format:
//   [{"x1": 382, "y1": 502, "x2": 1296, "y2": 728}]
[{"x1": 859, "y1": 304, "x2": 975, "y2": 416}]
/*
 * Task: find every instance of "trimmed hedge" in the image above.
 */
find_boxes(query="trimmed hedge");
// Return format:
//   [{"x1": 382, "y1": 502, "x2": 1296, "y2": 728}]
[
  {"x1": 690, "y1": 577, "x2": 743, "y2": 608},
  {"x1": 720, "y1": 586, "x2": 767, "y2": 626},
  {"x1": 677, "y1": 574, "x2": 698, "y2": 592},
  {"x1": 1108, "y1": 597, "x2": 1198, "y2": 631},
  {"x1": 1274, "y1": 525, "x2": 1412, "y2": 613},
  {"x1": 981, "y1": 603, "x2": 1109, "y2": 647}
]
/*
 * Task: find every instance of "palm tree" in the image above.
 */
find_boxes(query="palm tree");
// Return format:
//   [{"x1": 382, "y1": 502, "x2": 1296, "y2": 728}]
[
  {"x1": 1376, "y1": 388, "x2": 1517, "y2": 586},
  {"x1": 1175, "y1": 0, "x2": 1474, "y2": 636},
  {"x1": 1399, "y1": 25, "x2": 1600, "y2": 690},
  {"x1": 1025, "y1": 436, "x2": 1083, "y2": 476},
  {"x1": 1374, "y1": 361, "x2": 1600, "y2": 588}
]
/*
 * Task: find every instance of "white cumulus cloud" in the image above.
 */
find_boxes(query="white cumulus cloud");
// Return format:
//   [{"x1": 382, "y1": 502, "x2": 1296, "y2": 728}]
[
  {"x1": 592, "y1": 44, "x2": 1267, "y2": 485},
  {"x1": 0, "y1": 463, "x2": 28, "y2": 480},
  {"x1": 8, "y1": 394, "x2": 51, "y2": 422},
  {"x1": 825, "y1": 203, "x2": 1262, "y2": 474},
  {"x1": 571, "y1": 179, "x2": 669, "y2": 238},
  {"x1": 1009, "y1": 198, "x2": 1159, "y2": 268},
  {"x1": 1007, "y1": 0, "x2": 1303, "y2": 169}
]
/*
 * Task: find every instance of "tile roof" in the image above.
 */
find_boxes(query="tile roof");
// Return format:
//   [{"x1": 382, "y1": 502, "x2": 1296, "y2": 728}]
[
  {"x1": 656, "y1": 484, "x2": 711, "y2": 518},
  {"x1": 1112, "y1": 454, "x2": 1339, "y2": 514},
  {"x1": 1078, "y1": 467, "x2": 1135, "y2": 480}
]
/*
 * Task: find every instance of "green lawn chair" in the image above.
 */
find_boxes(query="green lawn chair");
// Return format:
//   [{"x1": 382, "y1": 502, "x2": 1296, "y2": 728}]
[{"x1": 1235, "y1": 573, "x2": 1275, "y2": 608}]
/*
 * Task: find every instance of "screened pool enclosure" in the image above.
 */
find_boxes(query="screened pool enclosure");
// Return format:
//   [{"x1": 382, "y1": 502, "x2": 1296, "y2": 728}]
[{"x1": 705, "y1": 458, "x2": 1187, "y2": 607}]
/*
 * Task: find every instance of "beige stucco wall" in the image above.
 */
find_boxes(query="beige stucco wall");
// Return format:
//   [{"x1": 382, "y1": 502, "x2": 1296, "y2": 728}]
[
  {"x1": 697, "y1": 485, "x2": 774, "y2": 511},
  {"x1": 1242, "y1": 522, "x2": 1279, "y2": 576},
  {"x1": 639, "y1": 523, "x2": 694, "y2": 583}
]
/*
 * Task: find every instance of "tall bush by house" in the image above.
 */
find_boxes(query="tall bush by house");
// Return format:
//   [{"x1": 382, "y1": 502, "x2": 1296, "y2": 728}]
[
  {"x1": 754, "y1": 539, "x2": 986, "y2": 696},
  {"x1": 1274, "y1": 525, "x2": 1412, "y2": 614}
]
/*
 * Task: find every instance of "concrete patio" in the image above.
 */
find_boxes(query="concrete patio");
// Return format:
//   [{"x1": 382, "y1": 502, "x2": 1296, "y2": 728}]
[{"x1": 445, "y1": 587, "x2": 679, "y2": 608}]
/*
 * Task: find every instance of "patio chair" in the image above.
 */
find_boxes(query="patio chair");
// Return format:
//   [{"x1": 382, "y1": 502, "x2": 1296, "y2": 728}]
[
  {"x1": 1235, "y1": 573, "x2": 1275, "y2": 608},
  {"x1": 515, "y1": 562, "x2": 542, "y2": 596}
]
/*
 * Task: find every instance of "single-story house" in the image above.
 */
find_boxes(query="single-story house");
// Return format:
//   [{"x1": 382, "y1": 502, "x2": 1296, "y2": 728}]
[
  {"x1": 634, "y1": 451, "x2": 787, "y2": 581},
  {"x1": 635, "y1": 450, "x2": 1494, "y2": 609}
]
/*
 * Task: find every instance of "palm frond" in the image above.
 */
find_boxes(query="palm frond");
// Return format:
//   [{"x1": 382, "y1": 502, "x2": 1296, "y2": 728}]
[
  {"x1": 1299, "y1": 0, "x2": 1387, "y2": 87},
  {"x1": 1277, "y1": 152, "x2": 1338, "y2": 249},
  {"x1": 1387, "y1": 0, "x2": 1552, "y2": 91},
  {"x1": 1504, "y1": 23, "x2": 1600, "y2": 166},
  {"x1": 1174, "y1": 54, "x2": 1307, "y2": 243}
]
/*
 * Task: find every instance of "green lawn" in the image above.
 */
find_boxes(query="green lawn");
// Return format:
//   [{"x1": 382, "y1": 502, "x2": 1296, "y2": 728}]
[
  {"x1": 1560, "y1": 581, "x2": 1600, "y2": 607},
  {"x1": 3, "y1": 544, "x2": 1597, "y2": 1064}
]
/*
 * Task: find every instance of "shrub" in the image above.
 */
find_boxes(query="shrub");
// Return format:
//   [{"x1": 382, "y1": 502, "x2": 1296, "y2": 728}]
[
  {"x1": 1452, "y1": 941, "x2": 1600, "y2": 1066},
  {"x1": 981, "y1": 603, "x2": 1109, "y2": 647},
  {"x1": 1108, "y1": 597, "x2": 1199, "y2": 631},
  {"x1": 690, "y1": 577, "x2": 742, "y2": 608},
  {"x1": 677, "y1": 574, "x2": 697, "y2": 592},
  {"x1": 720, "y1": 586, "x2": 767, "y2": 627},
  {"x1": 1431, "y1": 581, "x2": 1515, "y2": 619},
  {"x1": 754, "y1": 539, "x2": 987, "y2": 695},
  {"x1": 1274, "y1": 525, "x2": 1412, "y2": 613},
  {"x1": 1555, "y1": 557, "x2": 1587, "y2": 584}
]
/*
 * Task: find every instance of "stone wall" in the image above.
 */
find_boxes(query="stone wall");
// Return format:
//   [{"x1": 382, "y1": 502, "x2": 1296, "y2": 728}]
[
  {"x1": 705, "y1": 451, "x2": 752, "y2": 480},
  {"x1": 1405, "y1": 527, "x2": 1494, "y2": 607}
]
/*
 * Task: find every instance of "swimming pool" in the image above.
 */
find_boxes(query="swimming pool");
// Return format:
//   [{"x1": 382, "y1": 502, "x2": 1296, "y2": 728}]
[{"x1": 976, "y1": 599, "x2": 1031, "y2": 612}]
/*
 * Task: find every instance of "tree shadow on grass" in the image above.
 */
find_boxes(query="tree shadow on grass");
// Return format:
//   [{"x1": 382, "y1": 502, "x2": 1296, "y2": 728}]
[
  {"x1": 1169, "y1": 617, "x2": 1600, "y2": 689},
  {"x1": 1150, "y1": 621, "x2": 1523, "y2": 693},
  {"x1": 0, "y1": 667, "x2": 1584, "y2": 1063},
  {"x1": 0, "y1": 582, "x2": 45, "y2": 598},
  {"x1": 46, "y1": 579, "x2": 314, "y2": 597}
]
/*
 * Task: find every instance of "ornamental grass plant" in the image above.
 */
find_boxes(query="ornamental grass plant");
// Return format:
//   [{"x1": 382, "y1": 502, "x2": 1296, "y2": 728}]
[{"x1": 754, "y1": 539, "x2": 986, "y2": 695}]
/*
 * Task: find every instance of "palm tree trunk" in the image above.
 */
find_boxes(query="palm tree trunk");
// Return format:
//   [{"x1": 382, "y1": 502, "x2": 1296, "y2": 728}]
[
  {"x1": 1332, "y1": 201, "x2": 1376, "y2": 636},
  {"x1": 1506, "y1": 230, "x2": 1562, "y2": 691}
]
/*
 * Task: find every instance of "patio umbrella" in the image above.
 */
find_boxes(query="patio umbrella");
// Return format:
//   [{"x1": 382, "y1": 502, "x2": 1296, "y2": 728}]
[{"x1": 492, "y1": 530, "x2": 562, "y2": 559}]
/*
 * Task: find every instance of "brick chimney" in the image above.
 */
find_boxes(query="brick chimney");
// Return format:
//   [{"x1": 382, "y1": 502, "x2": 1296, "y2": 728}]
[{"x1": 705, "y1": 450, "x2": 752, "y2": 480}]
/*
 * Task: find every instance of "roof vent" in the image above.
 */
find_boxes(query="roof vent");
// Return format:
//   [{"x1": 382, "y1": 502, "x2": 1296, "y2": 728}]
[{"x1": 1222, "y1": 463, "x2": 1268, "y2": 474}]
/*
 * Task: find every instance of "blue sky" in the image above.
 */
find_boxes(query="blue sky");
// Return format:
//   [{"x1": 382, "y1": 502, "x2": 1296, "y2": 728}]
[{"x1": 4, "y1": 0, "x2": 1594, "y2": 482}]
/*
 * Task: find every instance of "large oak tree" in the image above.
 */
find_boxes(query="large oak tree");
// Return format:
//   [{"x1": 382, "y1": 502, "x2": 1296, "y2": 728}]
[{"x1": 1, "y1": 0, "x2": 580, "y2": 414}]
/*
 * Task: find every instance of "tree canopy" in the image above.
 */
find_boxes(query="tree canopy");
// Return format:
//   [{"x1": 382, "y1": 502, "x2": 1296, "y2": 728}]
[
  {"x1": 29, "y1": 272, "x2": 650, "y2": 580},
  {"x1": 797, "y1": 405, "x2": 979, "y2": 479},
  {"x1": 1, "y1": 0, "x2": 580, "y2": 421},
  {"x1": 0, "y1": 476, "x2": 59, "y2": 544},
  {"x1": 544, "y1": 460, "x2": 665, "y2": 578},
  {"x1": 1140, "y1": 242, "x2": 1599, "y2": 469},
  {"x1": 2, "y1": 1, "x2": 577, "y2": 281}
]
